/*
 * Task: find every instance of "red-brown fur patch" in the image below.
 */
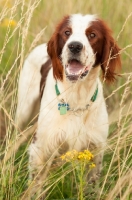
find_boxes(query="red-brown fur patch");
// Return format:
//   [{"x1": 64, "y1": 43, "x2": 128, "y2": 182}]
[
  {"x1": 86, "y1": 19, "x2": 121, "y2": 82},
  {"x1": 48, "y1": 16, "x2": 121, "y2": 82},
  {"x1": 47, "y1": 16, "x2": 70, "y2": 81},
  {"x1": 40, "y1": 59, "x2": 51, "y2": 98}
]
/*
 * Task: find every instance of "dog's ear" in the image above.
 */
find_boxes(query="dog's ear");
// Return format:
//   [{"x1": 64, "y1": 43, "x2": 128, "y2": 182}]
[
  {"x1": 99, "y1": 20, "x2": 121, "y2": 82},
  {"x1": 47, "y1": 15, "x2": 70, "y2": 81},
  {"x1": 47, "y1": 34, "x2": 63, "y2": 81}
]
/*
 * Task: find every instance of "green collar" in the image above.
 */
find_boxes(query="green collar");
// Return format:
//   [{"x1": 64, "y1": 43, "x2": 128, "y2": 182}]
[
  {"x1": 55, "y1": 82, "x2": 98, "y2": 115},
  {"x1": 90, "y1": 86, "x2": 98, "y2": 102},
  {"x1": 55, "y1": 82, "x2": 98, "y2": 102}
]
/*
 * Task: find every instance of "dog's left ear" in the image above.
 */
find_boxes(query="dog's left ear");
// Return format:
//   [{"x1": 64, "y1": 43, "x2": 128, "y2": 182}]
[
  {"x1": 47, "y1": 33, "x2": 63, "y2": 81},
  {"x1": 99, "y1": 20, "x2": 121, "y2": 82}
]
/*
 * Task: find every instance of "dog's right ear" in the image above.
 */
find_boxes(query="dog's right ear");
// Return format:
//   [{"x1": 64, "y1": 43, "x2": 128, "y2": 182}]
[{"x1": 47, "y1": 34, "x2": 63, "y2": 81}]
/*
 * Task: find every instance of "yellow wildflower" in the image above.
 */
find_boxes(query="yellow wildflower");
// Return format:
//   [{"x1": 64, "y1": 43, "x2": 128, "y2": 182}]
[
  {"x1": 61, "y1": 149, "x2": 94, "y2": 162},
  {"x1": 1, "y1": 18, "x2": 17, "y2": 27},
  {"x1": 61, "y1": 149, "x2": 78, "y2": 161},
  {"x1": 60, "y1": 155, "x2": 66, "y2": 160},
  {"x1": 89, "y1": 163, "x2": 96, "y2": 168},
  {"x1": 77, "y1": 150, "x2": 94, "y2": 161}
]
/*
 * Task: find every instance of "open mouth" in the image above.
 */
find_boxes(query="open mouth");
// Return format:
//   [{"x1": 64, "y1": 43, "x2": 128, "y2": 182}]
[{"x1": 65, "y1": 59, "x2": 89, "y2": 81}]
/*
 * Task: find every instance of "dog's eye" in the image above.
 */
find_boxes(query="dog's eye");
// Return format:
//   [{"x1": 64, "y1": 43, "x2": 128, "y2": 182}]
[
  {"x1": 89, "y1": 33, "x2": 96, "y2": 39},
  {"x1": 65, "y1": 30, "x2": 71, "y2": 36}
]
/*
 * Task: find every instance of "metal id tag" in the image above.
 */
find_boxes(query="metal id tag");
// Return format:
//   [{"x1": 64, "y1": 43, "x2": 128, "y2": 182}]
[{"x1": 60, "y1": 106, "x2": 67, "y2": 115}]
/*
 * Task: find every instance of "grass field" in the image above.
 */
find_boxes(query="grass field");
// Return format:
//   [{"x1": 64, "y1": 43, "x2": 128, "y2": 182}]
[{"x1": 0, "y1": 0, "x2": 132, "y2": 199}]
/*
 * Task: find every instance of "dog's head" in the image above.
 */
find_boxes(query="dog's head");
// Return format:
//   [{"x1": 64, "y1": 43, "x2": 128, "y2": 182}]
[{"x1": 47, "y1": 14, "x2": 121, "y2": 82}]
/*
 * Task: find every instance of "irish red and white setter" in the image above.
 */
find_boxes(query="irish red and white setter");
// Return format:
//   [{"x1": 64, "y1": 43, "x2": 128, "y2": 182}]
[{"x1": 16, "y1": 14, "x2": 121, "y2": 198}]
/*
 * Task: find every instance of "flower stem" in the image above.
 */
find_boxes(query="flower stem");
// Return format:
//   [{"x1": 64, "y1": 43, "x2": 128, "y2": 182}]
[{"x1": 79, "y1": 162, "x2": 85, "y2": 200}]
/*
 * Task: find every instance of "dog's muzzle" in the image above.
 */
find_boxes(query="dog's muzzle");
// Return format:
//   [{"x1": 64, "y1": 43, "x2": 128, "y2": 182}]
[
  {"x1": 65, "y1": 41, "x2": 90, "y2": 82},
  {"x1": 65, "y1": 59, "x2": 90, "y2": 81}
]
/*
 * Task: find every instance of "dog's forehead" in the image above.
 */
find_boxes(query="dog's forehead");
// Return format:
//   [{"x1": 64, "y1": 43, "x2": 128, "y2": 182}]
[{"x1": 69, "y1": 14, "x2": 97, "y2": 33}]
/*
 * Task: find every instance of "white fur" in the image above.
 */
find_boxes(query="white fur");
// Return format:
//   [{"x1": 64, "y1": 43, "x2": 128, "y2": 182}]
[
  {"x1": 62, "y1": 14, "x2": 96, "y2": 70},
  {"x1": 29, "y1": 64, "x2": 108, "y2": 162},
  {"x1": 16, "y1": 14, "x2": 109, "y2": 198},
  {"x1": 16, "y1": 44, "x2": 48, "y2": 130}
]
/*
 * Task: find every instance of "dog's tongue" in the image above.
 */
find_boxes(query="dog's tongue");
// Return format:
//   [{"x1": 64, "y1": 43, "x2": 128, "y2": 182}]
[{"x1": 68, "y1": 60, "x2": 84, "y2": 74}]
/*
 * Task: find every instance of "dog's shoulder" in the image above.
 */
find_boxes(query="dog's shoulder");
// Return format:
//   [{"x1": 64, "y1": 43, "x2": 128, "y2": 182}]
[{"x1": 26, "y1": 43, "x2": 49, "y2": 68}]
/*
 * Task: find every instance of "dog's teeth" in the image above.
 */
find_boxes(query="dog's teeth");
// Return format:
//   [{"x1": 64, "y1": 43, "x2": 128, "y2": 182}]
[
  {"x1": 79, "y1": 70, "x2": 82, "y2": 74},
  {"x1": 66, "y1": 69, "x2": 83, "y2": 76},
  {"x1": 66, "y1": 68, "x2": 70, "y2": 74}
]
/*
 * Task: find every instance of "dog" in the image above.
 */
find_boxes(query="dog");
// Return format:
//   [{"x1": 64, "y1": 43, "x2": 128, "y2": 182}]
[{"x1": 16, "y1": 14, "x2": 121, "y2": 198}]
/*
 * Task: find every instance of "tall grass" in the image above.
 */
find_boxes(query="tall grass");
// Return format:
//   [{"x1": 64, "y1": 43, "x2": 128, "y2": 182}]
[{"x1": 0, "y1": 0, "x2": 132, "y2": 199}]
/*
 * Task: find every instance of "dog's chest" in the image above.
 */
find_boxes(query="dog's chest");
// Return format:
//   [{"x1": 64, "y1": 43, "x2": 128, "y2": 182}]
[
  {"x1": 58, "y1": 112, "x2": 93, "y2": 150},
  {"x1": 37, "y1": 103, "x2": 98, "y2": 152}
]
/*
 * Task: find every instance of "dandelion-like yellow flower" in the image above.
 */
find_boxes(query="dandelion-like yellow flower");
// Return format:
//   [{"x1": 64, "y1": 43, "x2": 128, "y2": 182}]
[
  {"x1": 77, "y1": 150, "x2": 94, "y2": 161},
  {"x1": 61, "y1": 149, "x2": 94, "y2": 162},
  {"x1": 61, "y1": 149, "x2": 78, "y2": 161},
  {"x1": 1, "y1": 18, "x2": 17, "y2": 27}
]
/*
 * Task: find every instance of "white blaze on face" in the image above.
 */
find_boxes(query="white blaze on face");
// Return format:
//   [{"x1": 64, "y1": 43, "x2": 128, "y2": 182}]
[{"x1": 61, "y1": 14, "x2": 97, "y2": 80}]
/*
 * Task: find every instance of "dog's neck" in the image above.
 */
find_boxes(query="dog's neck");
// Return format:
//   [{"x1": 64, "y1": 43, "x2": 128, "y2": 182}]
[{"x1": 56, "y1": 66, "x2": 100, "y2": 110}]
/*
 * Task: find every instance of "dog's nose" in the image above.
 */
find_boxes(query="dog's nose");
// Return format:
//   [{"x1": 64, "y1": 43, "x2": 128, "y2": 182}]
[{"x1": 68, "y1": 41, "x2": 83, "y2": 54}]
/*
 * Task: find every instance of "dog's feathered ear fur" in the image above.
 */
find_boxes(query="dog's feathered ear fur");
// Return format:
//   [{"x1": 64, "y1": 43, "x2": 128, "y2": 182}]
[
  {"x1": 47, "y1": 33, "x2": 63, "y2": 81},
  {"x1": 99, "y1": 19, "x2": 121, "y2": 82},
  {"x1": 47, "y1": 16, "x2": 70, "y2": 81}
]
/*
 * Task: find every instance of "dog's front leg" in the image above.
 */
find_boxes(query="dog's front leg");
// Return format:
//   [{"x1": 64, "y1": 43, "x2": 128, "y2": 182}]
[
  {"x1": 88, "y1": 150, "x2": 104, "y2": 183},
  {"x1": 85, "y1": 149, "x2": 104, "y2": 199},
  {"x1": 28, "y1": 143, "x2": 54, "y2": 199}
]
